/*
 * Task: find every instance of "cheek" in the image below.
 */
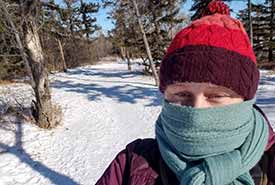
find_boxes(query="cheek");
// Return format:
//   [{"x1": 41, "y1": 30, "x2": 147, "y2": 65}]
[
  {"x1": 230, "y1": 98, "x2": 243, "y2": 104},
  {"x1": 164, "y1": 90, "x2": 178, "y2": 101},
  {"x1": 164, "y1": 92, "x2": 172, "y2": 101},
  {"x1": 165, "y1": 95, "x2": 184, "y2": 104}
]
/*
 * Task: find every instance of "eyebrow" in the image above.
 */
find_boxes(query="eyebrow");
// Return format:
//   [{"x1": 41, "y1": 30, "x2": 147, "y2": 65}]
[
  {"x1": 171, "y1": 83, "x2": 242, "y2": 97},
  {"x1": 172, "y1": 83, "x2": 233, "y2": 92},
  {"x1": 204, "y1": 86, "x2": 241, "y2": 97}
]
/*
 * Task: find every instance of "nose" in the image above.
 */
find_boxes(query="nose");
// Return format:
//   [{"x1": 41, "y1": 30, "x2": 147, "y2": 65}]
[{"x1": 191, "y1": 95, "x2": 208, "y2": 108}]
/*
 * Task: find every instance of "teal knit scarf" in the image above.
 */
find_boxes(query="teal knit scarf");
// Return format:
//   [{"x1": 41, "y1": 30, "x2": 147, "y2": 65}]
[{"x1": 155, "y1": 99, "x2": 268, "y2": 185}]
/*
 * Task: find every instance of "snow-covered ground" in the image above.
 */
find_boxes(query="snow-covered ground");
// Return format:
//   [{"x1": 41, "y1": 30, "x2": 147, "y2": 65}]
[{"x1": 0, "y1": 59, "x2": 274, "y2": 185}]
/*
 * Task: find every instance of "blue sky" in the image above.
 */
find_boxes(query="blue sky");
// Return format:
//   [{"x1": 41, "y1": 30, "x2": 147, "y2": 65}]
[
  {"x1": 56, "y1": 0, "x2": 264, "y2": 34},
  {"x1": 96, "y1": 0, "x2": 265, "y2": 34}
]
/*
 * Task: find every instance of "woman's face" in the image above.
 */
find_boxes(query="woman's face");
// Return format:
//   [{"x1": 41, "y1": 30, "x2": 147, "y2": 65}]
[{"x1": 164, "y1": 82, "x2": 244, "y2": 108}]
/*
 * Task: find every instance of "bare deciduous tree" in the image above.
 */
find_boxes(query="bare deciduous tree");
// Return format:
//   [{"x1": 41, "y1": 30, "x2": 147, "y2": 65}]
[{"x1": 0, "y1": 0, "x2": 61, "y2": 128}]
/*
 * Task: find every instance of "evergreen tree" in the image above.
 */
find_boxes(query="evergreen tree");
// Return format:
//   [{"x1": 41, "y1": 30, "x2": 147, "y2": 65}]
[
  {"x1": 142, "y1": 0, "x2": 187, "y2": 62},
  {"x1": 78, "y1": 0, "x2": 100, "y2": 38},
  {"x1": 238, "y1": 0, "x2": 275, "y2": 63},
  {"x1": 104, "y1": 0, "x2": 188, "y2": 73},
  {"x1": 44, "y1": 0, "x2": 100, "y2": 39}
]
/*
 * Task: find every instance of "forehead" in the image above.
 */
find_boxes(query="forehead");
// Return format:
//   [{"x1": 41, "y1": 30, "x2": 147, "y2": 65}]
[{"x1": 165, "y1": 82, "x2": 238, "y2": 94}]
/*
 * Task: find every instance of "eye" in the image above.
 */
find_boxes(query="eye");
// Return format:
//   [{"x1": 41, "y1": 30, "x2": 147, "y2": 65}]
[
  {"x1": 174, "y1": 92, "x2": 192, "y2": 98},
  {"x1": 207, "y1": 94, "x2": 231, "y2": 100}
]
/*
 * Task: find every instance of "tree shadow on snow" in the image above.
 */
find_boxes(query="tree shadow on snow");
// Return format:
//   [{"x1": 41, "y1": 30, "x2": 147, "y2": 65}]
[
  {"x1": 54, "y1": 74, "x2": 156, "y2": 88},
  {"x1": 52, "y1": 79, "x2": 162, "y2": 107},
  {"x1": 0, "y1": 118, "x2": 79, "y2": 185},
  {"x1": 66, "y1": 68, "x2": 143, "y2": 79},
  {"x1": 52, "y1": 66, "x2": 163, "y2": 107},
  {"x1": 257, "y1": 76, "x2": 275, "y2": 105},
  {"x1": 259, "y1": 76, "x2": 275, "y2": 85},
  {"x1": 256, "y1": 97, "x2": 275, "y2": 105}
]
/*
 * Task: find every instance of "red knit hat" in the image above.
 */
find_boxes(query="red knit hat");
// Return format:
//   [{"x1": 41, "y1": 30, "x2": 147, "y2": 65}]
[{"x1": 159, "y1": 0, "x2": 259, "y2": 100}]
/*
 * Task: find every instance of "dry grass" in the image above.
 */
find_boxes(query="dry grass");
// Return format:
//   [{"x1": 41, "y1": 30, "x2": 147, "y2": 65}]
[
  {"x1": 0, "y1": 103, "x2": 63, "y2": 129},
  {"x1": 0, "y1": 80, "x2": 15, "y2": 85},
  {"x1": 267, "y1": 70, "x2": 275, "y2": 75},
  {"x1": 0, "y1": 80, "x2": 27, "y2": 86},
  {"x1": 0, "y1": 105, "x2": 36, "y2": 126},
  {"x1": 257, "y1": 62, "x2": 275, "y2": 70},
  {"x1": 49, "y1": 103, "x2": 63, "y2": 129}
]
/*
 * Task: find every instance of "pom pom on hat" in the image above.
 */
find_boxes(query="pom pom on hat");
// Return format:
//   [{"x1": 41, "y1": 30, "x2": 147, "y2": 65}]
[{"x1": 202, "y1": 0, "x2": 230, "y2": 17}]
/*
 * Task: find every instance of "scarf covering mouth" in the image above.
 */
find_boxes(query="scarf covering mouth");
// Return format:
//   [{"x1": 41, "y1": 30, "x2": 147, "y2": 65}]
[{"x1": 155, "y1": 99, "x2": 268, "y2": 185}]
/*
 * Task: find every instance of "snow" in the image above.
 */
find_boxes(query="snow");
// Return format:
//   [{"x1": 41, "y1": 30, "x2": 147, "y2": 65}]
[
  {"x1": 0, "y1": 59, "x2": 274, "y2": 185},
  {"x1": 257, "y1": 70, "x2": 275, "y2": 125}
]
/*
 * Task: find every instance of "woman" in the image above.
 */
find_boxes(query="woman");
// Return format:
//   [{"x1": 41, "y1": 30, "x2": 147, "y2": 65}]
[{"x1": 96, "y1": 1, "x2": 275, "y2": 184}]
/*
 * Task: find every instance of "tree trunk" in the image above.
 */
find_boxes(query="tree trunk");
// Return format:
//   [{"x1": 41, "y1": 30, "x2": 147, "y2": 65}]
[
  {"x1": 248, "y1": 0, "x2": 253, "y2": 46},
  {"x1": 24, "y1": 20, "x2": 56, "y2": 128},
  {"x1": 56, "y1": 38, "x2": 67, "y2": 72},
  {"x1": 268, "y1": 0, "x2": 274, "y2": 63},
  {"x1": 126, "y1": 49, "x2": 132, "y2": 71},
  {"x1": 119, "y1": 46, "x2": 126, "y2": 60},
  {"x1": 131, "y1": 0, "x2": 159, "y2": 86}
]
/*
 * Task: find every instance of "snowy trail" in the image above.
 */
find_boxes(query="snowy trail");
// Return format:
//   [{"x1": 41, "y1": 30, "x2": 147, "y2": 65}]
[
  {"x1": 0, "y1": 60, "x2": 274, "y2": 185},
  {"x1": 0, "y1": 61, "x2": 162, "y2": 185}
]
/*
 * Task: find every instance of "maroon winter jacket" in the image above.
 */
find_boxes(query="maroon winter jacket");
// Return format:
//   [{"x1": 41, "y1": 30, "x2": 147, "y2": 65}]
[
  {"x1": 96, "y1": 137, "x2": 275, "y2": 185},
  {"x1": 96, "y1": 138, "x2": 178, "y2": 185},
  {"x1": 96, "y1": 107, "x2": 275, "y2": 185}
]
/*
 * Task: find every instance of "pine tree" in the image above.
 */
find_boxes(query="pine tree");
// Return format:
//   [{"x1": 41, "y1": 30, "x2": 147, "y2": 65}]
[
  {"x1": 44, "y1": 0, "x2": 100, "y2": 39},
  {"x1": 78, "y1": 0, "x2": 100, "y2": 38},
  {"x1": 40, "y1": 0, "x2": 102, "y2": 71},
  {"x1": 143, "y1": 0, "x2": 187, "y2": 62},
  {"x1": 238, "y1": 0, "x2": 275, "y2": 63},
  {"x1": 104, "y1": 0, "x2": 188, "y2": 73},
  {"x1": 267, "y1": 0, "x2": 274, "y2": 62}
]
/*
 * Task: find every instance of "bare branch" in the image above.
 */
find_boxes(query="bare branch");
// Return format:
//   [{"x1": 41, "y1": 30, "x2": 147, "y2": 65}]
[{"x1": 0, "y1": 0, "x2": 35, "y2": 88}]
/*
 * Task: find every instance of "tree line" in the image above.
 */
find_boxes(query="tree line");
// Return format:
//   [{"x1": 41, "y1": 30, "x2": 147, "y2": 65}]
[{"x1": 0, "y1": 0, "x2": 112, "y2": 80}]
